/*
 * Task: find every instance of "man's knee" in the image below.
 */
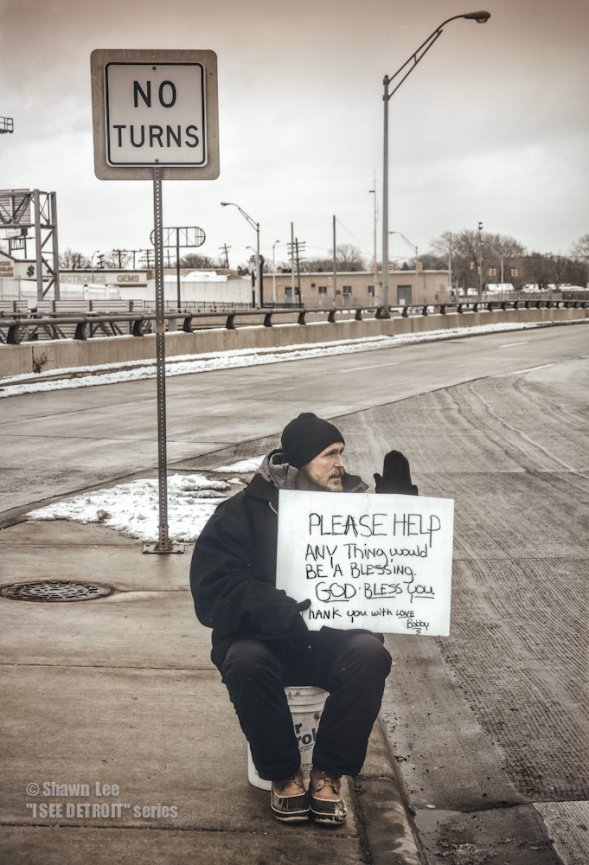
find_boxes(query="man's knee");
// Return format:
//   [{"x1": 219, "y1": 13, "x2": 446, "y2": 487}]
[
  {"x1": 339, "y1": 633, "x2": 392, "y2": 678},
  {"x1": 221, "y1": 639, "x2": 283, "y2": 684}
]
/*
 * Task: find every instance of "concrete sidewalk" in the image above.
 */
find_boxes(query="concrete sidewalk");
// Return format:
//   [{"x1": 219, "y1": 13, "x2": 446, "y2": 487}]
[{"x1": 0, "y1": 519, "x2": 423, "y2": 865}]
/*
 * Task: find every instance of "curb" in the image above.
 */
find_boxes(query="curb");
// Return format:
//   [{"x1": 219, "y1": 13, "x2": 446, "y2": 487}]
[{"x1": 356, "y1": 719, "x2": 426, "y2": 864}]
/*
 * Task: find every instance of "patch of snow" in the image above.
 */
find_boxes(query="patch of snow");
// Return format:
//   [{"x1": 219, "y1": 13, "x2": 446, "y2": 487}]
[
  {"x1": 0, "y1": 323, "x2": 540, "y2": 398},
  {"x1": 212, "y1": 456, "x2": 265, "y2": 473},
  {"x1": 27, "y1": 473, "x2": 240, "y2": 543}
]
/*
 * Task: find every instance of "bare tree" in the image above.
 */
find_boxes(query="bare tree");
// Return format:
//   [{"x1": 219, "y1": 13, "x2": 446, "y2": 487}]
[
  {"x1": 335, "y1": 244, "x2": 366, "y2": 271},
  {"x1": 571, "y1": 234, "x2": 589, "y2": 286},
  {"x1": 59, "y1": 248, "x2": 91, "y2": 269},
  {"x1": 524, "y1": 252, "x2": 554, "y2": 290},
  {"x1": 430, "y1": 229, "x2": 525, "y2": 291},
  {"x1": 429, "y1": 229, "x2": 588, "y2": 291},
  {"x1": 486, "y1": 233, "x2": 526, "y2": 288},
  {"x1": 295, "y1": 246, "x2": 366, "y2": 273},
  {"x1": 299, "y1": 258, "x2": 333, "y2": 273},
  {"x1": 431, "y1": 230, "x2": 482, "y2": 290},
  {"x1": 179, "y1": 253, "x2": 218, "y2": 269},
  {"x1": 415, "y1": 253, "x2": 447, "y2": 270},
  {"x1": 571, "y1": 233, "x2": 589, "y2": 259}
]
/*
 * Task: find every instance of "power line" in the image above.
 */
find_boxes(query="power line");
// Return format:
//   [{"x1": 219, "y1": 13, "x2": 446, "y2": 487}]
[{"x1": 334, "y1": 217, "x2": 372, "y2": 257}]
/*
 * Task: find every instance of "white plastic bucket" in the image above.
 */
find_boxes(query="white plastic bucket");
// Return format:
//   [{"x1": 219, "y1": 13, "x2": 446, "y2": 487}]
[{"x1": 247, "y1": 686, "x2": 328, "y2": 790}]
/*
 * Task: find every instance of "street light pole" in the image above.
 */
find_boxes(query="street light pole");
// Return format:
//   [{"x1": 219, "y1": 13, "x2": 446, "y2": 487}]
[
  {"x1": 220, "y1": 201, "x2": 262, "y2": 306},
  {"x1": 478, "y1": 220, "x2": 484, "y2": 295},
  {"x1": 368, "y1": 185, "x2": 378, "y2": 283},
  {"x1": 381, "y1": 10, "x2": 491, "y2": 317},
  {"x1": 448, "y1": 232, "x2": 453, "y2": 296},
  {"x1": 272, "y1": 240, "x2": 280, "y2": 305}
]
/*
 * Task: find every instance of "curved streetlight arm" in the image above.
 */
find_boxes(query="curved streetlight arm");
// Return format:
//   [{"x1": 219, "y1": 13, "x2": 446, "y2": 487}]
[
  {"x1": 220, "y1": 201, "x2": 258, "y2": 232},
  {"x1": 389, "y1": 230, "x2": 418, "y2": 256},
  {"x1": 384, "y1": 29, "x2": 443, "y2": 99},
  {"x1": 384, "y1": 11, "x2": 491, "y2": 99}
]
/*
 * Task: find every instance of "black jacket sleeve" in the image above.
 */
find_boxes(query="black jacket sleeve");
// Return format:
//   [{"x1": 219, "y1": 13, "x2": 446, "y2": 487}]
[{"x1": 189, "y1": 496, "x2": 302, "y2": 640}]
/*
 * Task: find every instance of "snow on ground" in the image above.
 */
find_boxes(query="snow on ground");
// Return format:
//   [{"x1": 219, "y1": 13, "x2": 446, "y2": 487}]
[
  {"x1": 0, "y1": 323, "x2": 538, "y2": 398},
  {"x1": 211, "y1": 457, "x2": 265, "y2": 473},
  {"x1": 27, "y1": 474, "x2": 242, "y2": 543},
  {"x1": 26, "y1": 456, "x2": 267, "y2": 543}
]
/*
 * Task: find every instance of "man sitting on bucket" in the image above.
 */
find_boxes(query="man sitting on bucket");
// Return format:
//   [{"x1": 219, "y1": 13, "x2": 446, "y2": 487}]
[{"x1": 190, "y1": 412, "x2": 418, "y2": 826}]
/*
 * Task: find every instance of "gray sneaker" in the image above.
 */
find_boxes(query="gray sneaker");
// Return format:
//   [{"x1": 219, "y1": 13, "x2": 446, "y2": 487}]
[
  {"x1": 309, "y1": 769, "x2": 347, "y2": 826},
  {"x1": 270, "y1": 770, "x2": 310, "y2": 823}
]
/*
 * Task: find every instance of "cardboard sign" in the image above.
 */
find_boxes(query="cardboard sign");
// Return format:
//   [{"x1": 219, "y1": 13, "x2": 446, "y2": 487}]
[{"x1": 276, "y1": 490, "x2": 454, "y2": 636}]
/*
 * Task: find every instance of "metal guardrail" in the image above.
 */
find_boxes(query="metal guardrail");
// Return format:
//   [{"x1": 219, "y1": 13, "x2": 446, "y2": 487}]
[{"x1": 0, "y1": 300, "x2": 587, "y2": 346}]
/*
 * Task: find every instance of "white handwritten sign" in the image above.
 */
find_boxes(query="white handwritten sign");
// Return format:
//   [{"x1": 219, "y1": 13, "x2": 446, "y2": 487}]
[{"x1": 276, "y1": 490, "x2": 454, "y2": 636}]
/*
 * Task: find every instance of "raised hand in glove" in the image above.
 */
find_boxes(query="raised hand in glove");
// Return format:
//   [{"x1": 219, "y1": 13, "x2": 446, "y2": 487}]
[{"x1": 374, "y1": 450, "x2": 418, "y2": 495}]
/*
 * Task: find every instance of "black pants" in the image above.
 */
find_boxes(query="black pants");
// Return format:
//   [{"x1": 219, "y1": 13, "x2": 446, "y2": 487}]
[{"x1": 220, "y1": 630, "x2": 392, "y2": 781}]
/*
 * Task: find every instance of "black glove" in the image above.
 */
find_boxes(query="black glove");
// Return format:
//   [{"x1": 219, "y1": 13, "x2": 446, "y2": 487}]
[
  {"x1": 287, "y1": 599, "x2": 312, "y2": 644},
  {"x1": 374, "y1": 450, "x2": 418, "y2": 495}
]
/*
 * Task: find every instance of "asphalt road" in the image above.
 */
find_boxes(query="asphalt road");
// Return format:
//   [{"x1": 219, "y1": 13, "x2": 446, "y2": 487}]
[
  {"x1": 0, "y1": 324, "x2": 587, "y2": 517},
  {"x1": 1, "y1": 322, "x2": 588, "y2": 863}
]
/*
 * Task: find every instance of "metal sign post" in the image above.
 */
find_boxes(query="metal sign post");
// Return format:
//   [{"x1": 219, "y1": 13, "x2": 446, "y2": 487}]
[
  {"x1": 91, "y1": 49, "x2": 219, "y2": 554},
  {"x1": 142, "y1": 168, "x2": 181, "y2": 553}
]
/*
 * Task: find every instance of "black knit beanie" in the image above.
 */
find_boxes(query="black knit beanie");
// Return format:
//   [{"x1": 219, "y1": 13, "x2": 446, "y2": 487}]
[{"x1": 281, "y1": 413, "x2": 345, "y2": 469}]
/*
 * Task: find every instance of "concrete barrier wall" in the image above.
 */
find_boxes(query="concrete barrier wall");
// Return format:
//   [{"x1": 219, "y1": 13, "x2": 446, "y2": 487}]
[{"x1": 1, "y1": 308, "x2": 587, "y2": 379}]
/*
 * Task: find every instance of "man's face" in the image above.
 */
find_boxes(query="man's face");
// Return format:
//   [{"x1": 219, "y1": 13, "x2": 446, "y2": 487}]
[{"x1": 298, "y1": 442, "x2": 345, "y2": 492}]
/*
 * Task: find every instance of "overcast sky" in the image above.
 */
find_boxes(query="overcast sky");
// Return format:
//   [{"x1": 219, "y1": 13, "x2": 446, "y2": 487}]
[{"x1": 1, "y1": 0, "x2": 587, "y2": 269}]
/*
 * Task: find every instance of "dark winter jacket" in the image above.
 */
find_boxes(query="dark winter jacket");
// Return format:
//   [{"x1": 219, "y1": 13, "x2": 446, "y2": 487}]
[{"x1": 189, "y1": 449, "x2": 368, "y2": 669}]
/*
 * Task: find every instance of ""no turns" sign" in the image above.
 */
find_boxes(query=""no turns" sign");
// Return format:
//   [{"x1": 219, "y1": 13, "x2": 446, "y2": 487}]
[{"x1": 91, "y1": 49, "x2": 219, "y2": 181}]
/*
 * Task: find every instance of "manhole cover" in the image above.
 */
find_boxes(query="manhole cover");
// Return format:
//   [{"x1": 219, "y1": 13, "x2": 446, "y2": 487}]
[{"x1": 0, "y1": 580, "x2": 114, "y2": 602}]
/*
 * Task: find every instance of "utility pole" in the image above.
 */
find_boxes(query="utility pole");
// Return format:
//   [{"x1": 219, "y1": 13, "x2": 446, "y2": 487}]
[
  {"x1": 141, "y1": 248, "x2": 154, "y2": 269},
  {"x1": 294, "y1": 239, "x2": 301, "y2": 307},
  {"x1": 287, "y1": 231, "x2": 305, "y2": 307},
  {"x1": 290, "y1": 222, "x2": 296, "y2": 302},
  {"x1": 332, "y1": 215, "x2": 337, "y2": 306},
  {"x1": 368, "y1": 181, "x2": 378, "y2": 282},
  {"x1": 219, "y1": 243, "x2": 231, "y2": 269},
  {"x1": 123, "y1": 249, "x2": 144, "y2": 269},
  {"x1": 477, "y1": 221, "x2": 484, "y2": 295},
  {"x1": 295, "y1": 238, "x2": 305, "y2": 306},
  {"x1": 112, "y1": 248, "x2": 125, "y2": 268},
  {"x1": 272, "y1": 239, "x2": 280, "y2": 305}
]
